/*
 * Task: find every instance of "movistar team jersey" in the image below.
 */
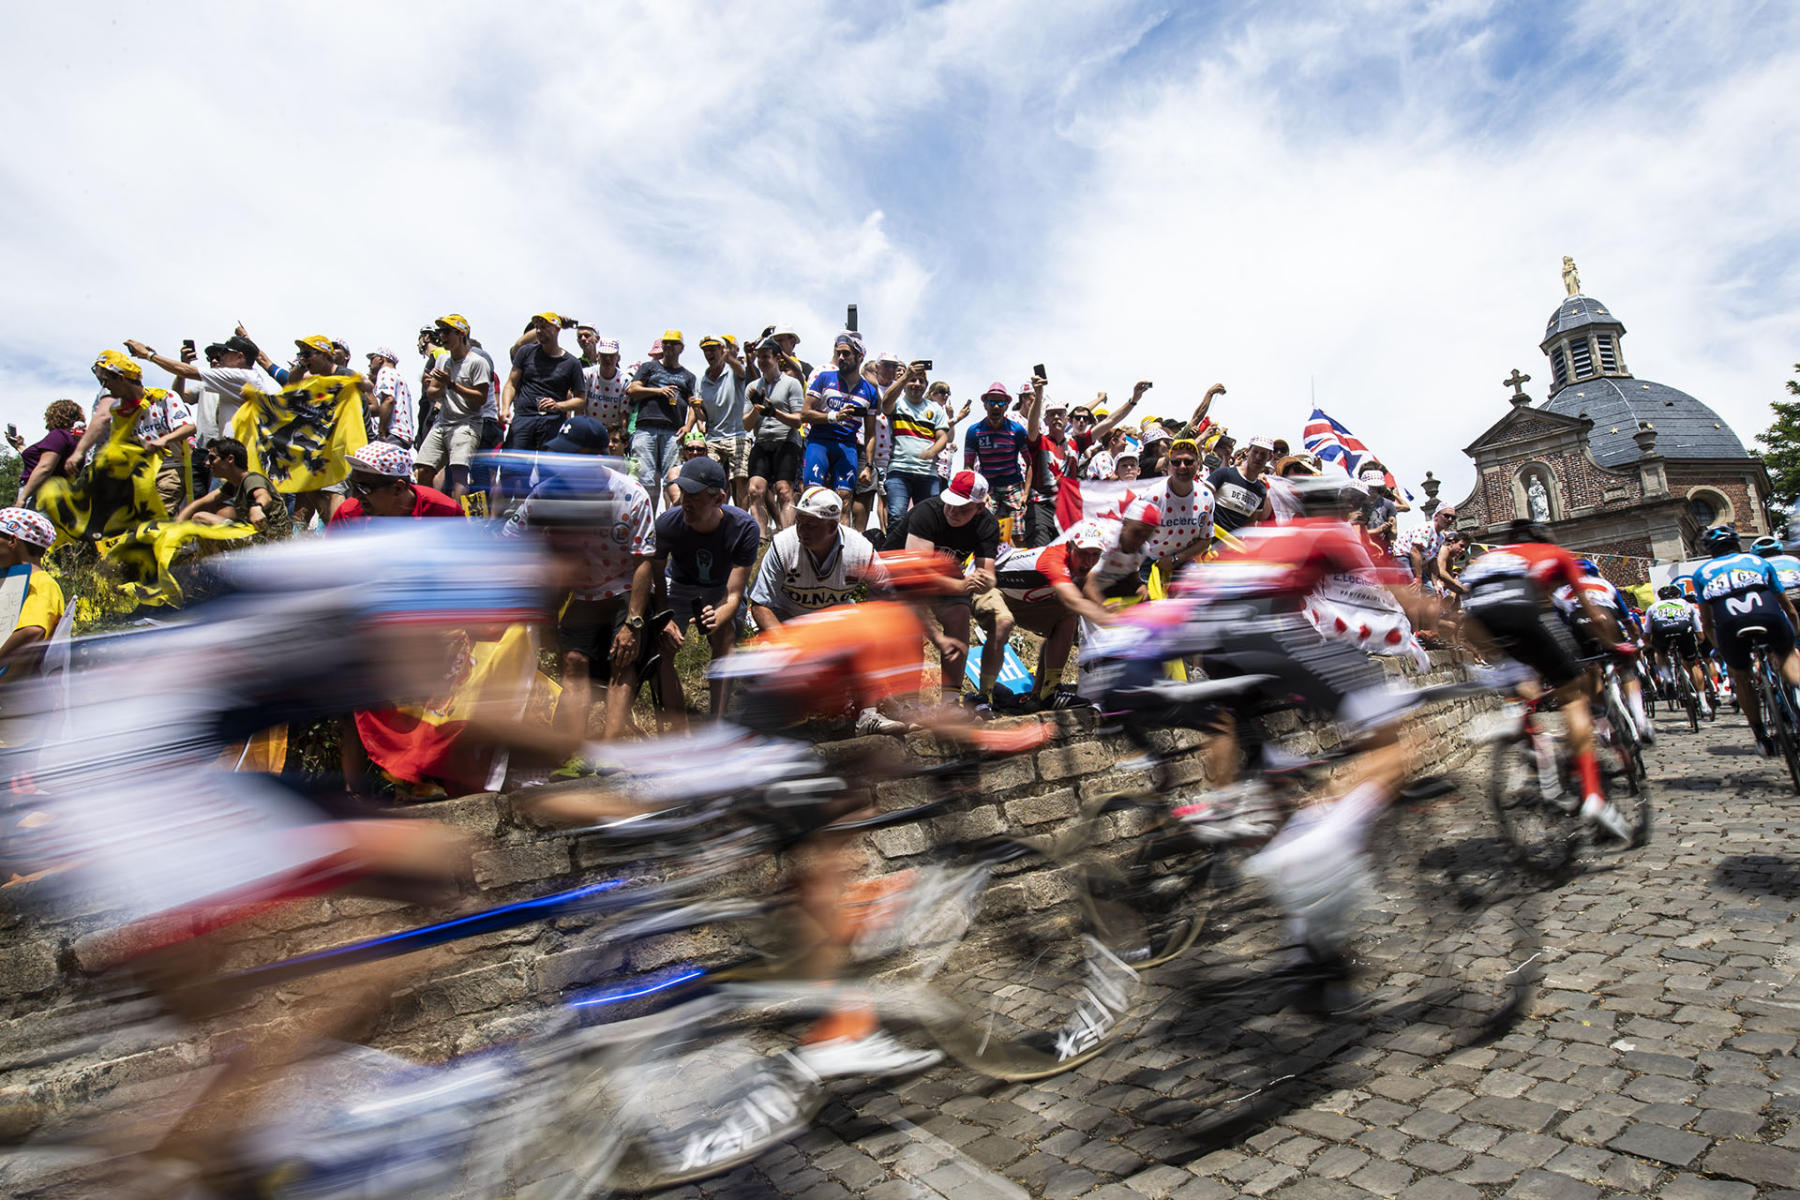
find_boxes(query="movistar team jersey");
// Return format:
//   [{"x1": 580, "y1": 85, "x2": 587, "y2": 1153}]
[
  {"x1": 1688, "y1": 552, "x2": 1783, "y2": 615},
  {"x1": 804, "y1": 370, "x2": 878, "y2": 446},
  {"x1": 1646, "y1": 597, "x2": 1702, "y2": 635},
  {"x1": 1764, "y1": 553, "x2": 1800, "y2": 594}
]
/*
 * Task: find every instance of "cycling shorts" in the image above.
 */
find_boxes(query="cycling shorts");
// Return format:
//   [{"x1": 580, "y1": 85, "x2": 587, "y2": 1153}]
[
  {"x1": 1649, "y1": 626, "x2": 1701, "y2": 663},
  {"x1": 1465, "y1": 593, "x2": 1582, "y2": 689},
  {"x1": 802, "y1": 440, "x2": 859, "y2": 493},
  {"x1": 1711, "y1": 591, "x2": 1795, "y2": 671},
  {"x1": 1201, "y1": 620, "x2": 1386, "y2": 726}
]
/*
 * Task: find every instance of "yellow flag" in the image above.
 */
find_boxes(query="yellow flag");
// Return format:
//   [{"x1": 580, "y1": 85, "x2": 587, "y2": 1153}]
[
  {"x1": 87, "y1": 519, "x2": 257, "y2": 615},
  {"x1": 228, "y1": 374, "x2": 369, "y2": 493},
  {"x1": 38, "y1": 401, "x2": 168, "y2": 545}
]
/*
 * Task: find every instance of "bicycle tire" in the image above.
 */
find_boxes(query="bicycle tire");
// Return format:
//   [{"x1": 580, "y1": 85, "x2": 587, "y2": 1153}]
[
  {"x1": 1602, "y1": 688, "x2": 1643, "y2": 797},
  {"x1": 1485, "y1": 736, "x2": 1578, "y2": 876},
  {"x1": 1679, "y1": 671, "x2": 1699, "y2": 733},
  {"x1": 1080, "y1": 796, "x2": 1251, "y2": 971},
  {"x1": 1765, "y1": 659, "x2": 1800, "y2": 794},
  {"x1": 913, "y1": 839, "x2": 1142, "y2": 1080}
]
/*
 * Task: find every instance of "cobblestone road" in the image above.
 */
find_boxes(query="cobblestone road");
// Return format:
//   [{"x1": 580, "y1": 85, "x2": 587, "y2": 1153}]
[{"x1": 657, "y1": 713, "x2": 1800, "y2": 1200}]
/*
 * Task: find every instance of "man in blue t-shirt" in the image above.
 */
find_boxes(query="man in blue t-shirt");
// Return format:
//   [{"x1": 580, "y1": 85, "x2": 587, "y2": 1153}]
[
  {"x1": 1688, "y1": 524, "x2": 1800, "y2": 757},
  {"x1": 963, "y1": 382, "x2": 1032, "y2": 528},
  {"x1": 626, "y1": 328, "x2": 700, "y2": 511},
  {"x1": 651, "y1": 455, "x2": 760, "y2": 721},
  {"x1": 801, "y1": 332, "x2": 879, "y2": 523},
  {"x1": 500, "y1": 313, "x2": 586, "y2": 495}
]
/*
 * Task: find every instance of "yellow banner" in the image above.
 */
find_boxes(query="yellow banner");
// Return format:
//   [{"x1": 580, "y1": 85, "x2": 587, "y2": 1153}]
[
  {"x1": 89, "y1": 519, "x2": 257, "y2": 615},
  {"x1": 37, "y1": 401, "x2": 168, "y2": 545},
  {"x1": 229, "y1": 374, "x2": 369, "y2": 494}
]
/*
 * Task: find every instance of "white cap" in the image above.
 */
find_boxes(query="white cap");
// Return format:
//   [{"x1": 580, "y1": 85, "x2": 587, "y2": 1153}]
[{"x1": 796, "y1": 485, "x2": 842, "y2": 519}]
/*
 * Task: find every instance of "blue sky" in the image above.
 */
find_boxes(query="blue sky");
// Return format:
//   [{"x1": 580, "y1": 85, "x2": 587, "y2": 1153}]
[{"x1": 1, "y1": 0, "x2": 1796, "y2": 512}]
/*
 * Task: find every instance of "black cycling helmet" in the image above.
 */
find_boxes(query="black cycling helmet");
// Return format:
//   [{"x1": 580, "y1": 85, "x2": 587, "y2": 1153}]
[
  {"x1": 1506, "y1": 518, "x2": 1555, "y2": 544},
  {"x1": 1656, "y1": 584, "x2": 1681, "y2": 600},
  {"x1": 1701, "y1": 524, "x2": 1741, "y2": 554},
  {"x1": 1289, "y1": 474, "x2": 1368, "y2": 519},
  {"x1": 1752, "y1": 534, "x2": 1784, "y2": 557}
]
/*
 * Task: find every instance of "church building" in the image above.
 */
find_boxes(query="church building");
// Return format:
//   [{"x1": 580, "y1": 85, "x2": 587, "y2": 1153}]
[{"x1": 1450, "y1": 260, "x2": 1772, "y2": 584}]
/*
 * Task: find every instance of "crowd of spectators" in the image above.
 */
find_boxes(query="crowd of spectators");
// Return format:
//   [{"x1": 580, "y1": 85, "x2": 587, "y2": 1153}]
[{"x1": 5, "y1": 312, "x2": 1460, "y2": 786}]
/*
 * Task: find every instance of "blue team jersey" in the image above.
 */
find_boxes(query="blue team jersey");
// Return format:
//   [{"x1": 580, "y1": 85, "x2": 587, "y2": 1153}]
[
  {"x1": 1766, "y1": 553, "x2": 1800, "y2": 594},
  {"x1": 1689, "y1": 552, "x2": 1783, "y2": 613},
  {"x1": 804, "y1": 370, "x2": 878, "y2": 446},
  {"x1": 964, "y1": 419, "x2": 1030, "y2": 485}
]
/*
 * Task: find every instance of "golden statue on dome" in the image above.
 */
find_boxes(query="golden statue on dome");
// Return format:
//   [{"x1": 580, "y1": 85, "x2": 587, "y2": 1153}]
[{"x1": 1562, "y1": 256, "x2": 1581, "y2": 297}]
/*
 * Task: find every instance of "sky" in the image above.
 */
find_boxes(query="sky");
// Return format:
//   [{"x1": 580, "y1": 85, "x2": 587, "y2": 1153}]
[{"x1": 2, "y1": 0, "x2": 1796, "y2": 513}]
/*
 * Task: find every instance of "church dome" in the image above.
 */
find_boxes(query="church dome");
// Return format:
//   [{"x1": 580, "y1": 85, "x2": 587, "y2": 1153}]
[
  {"x1": 1543, "y1": 294, "x2": 1624, "y2": 342},
  {"x1": 1541, "y1": 377, "x2": 1748, "y2": 468}
]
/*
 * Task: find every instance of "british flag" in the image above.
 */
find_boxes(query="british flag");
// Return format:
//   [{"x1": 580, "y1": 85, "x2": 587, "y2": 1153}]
[{"x1": 1302, "y1": 407, "x2": 1372, "y2": 476}]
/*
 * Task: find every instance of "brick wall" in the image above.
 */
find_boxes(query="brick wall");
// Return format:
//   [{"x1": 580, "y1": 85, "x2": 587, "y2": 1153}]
[{"x1": 0, "y1": 654, "x2": 1496, "y2": 1143}]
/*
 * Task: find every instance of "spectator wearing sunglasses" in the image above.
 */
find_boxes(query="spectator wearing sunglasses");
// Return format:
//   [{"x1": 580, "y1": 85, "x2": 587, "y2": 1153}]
[{"x1": 329, "y1": 443, "x2": 462, "y2": 524}]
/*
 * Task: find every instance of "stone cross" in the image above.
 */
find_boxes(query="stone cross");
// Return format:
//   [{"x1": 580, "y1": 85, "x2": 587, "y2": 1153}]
[{"x1": 1504, "y1": 368, "x2": 1532, "y2": 405}]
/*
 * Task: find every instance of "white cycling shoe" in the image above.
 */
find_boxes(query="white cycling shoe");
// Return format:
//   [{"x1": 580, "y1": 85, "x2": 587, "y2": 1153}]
[{"x1": 791, "y1": 1030, "x2": 944, "y2": 1080}]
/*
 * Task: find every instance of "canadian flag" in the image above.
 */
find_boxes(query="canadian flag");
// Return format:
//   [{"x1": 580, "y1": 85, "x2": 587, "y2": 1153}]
[{"x1": 1055, "y1": 476, "x2": 1141, "y2": 532}]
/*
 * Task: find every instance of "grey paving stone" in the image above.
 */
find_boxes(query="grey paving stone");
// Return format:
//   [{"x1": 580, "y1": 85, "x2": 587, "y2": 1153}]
[
  {"x1": 1701, "y1": 1139, "x2": 1800, "y2": 1188},
  {"x1": 1605, "y1": 1122, "x2": 1711, "y2": 1167},
  {"x1": 1502, "y1": 1169, "x2": 1598, "y2": 1200}
]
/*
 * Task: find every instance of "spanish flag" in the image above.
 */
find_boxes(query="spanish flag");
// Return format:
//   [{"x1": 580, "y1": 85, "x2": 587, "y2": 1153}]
[
  {"x1": 229, "y1": 374, "x2": 369, "y2": 494},
  {"x1": 354, "y1": 625, "x2": 560, "y2": 795}
]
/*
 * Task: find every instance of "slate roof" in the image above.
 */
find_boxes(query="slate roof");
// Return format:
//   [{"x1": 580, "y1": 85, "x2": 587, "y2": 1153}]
[
  {"x1": 1540, "y1": 377, "x2": 1748, "y2": 468},
  {"x1": 1543, "y1": 293, "x2": 1625, "y2": 343}
]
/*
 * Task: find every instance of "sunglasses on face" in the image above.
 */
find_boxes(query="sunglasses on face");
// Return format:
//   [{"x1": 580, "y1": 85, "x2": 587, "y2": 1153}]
[{"x1": 1169, "y1": 457, "x2": 1198, "y2": 468}]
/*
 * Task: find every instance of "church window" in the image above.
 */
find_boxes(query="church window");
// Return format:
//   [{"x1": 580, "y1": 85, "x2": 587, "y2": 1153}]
[
  {"x1": 1569, "y1": 337, "x2": 1594, "y2": 379},
  {"x1": 1551, "y1": 348, "x2": 1568, "y2": 388},
  {"x1": 1596, "y1": 334, "x2": 1618, "y2": 372},
  {"x1": 1690, "y1": 496, "x2": 1716, "y2": 526}
]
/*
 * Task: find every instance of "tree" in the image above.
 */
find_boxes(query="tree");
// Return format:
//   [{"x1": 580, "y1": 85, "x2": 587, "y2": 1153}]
[{"x1": 1756, "y1": 364, "x2": 1800, "y2": 533}]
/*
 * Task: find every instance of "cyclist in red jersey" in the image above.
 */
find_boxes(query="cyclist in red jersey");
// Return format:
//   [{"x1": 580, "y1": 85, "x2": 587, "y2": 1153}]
[{"x1": 1459, "y1": 520, "x2": 1634, "y2": 838}]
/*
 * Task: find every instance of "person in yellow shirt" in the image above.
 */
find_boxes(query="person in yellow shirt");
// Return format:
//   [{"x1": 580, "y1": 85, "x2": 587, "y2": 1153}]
[{"x1": 0, "y1": 507, "x2": 64, "y2": 684}]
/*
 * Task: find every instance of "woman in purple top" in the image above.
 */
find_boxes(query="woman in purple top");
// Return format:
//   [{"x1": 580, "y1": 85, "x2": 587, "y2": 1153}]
[{"x1": 7, "y1": 399, "x2": 84, "y2": 508}]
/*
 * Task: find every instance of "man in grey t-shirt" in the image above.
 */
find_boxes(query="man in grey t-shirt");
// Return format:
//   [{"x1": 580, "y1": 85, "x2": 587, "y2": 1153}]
[
  {"x1": 695, "y1": 335, "x2": 751, "y2": 506},
  {"x1": 415, "y1": 314, "x2": 493, "y2": 498},
  {"x1": 744, "y1": 339, "x2": 805, "y2": 537}
]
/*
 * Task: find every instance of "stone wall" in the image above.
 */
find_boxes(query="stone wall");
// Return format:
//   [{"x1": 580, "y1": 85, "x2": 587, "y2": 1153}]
[{"x1": 0, "y1": 653, "x2": 1493, "y2": 1142}]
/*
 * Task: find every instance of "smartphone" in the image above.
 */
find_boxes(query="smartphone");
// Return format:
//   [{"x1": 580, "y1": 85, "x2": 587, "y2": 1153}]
[
  {"x1": 846, "y1": 304, "x2": 858, "y2": 332},
  {"x1": 5, "y1": 424, "x2": 16, "y2": 439},
  {"x1": 182, "y1": 339, "x2": 196, "y2": 355},
  {"x1": 917, "y1": 359, "x2": 934, "y2": 371},
  {"x1": 560, "y1": 316, "x2": 578, "y2": 329}
]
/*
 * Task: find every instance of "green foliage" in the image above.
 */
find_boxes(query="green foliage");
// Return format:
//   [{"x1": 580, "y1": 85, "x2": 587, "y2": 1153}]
[
  {"x1": 0, "y1": 448, "x2": 19, "y2": 508},
  {"x1": 1757, "y1": 364, "x2": 1800, "y2": 530}
]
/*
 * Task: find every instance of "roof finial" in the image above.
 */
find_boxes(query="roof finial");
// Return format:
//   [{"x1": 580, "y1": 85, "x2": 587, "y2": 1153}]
[{"x1": 1562, "y1": 256, "x2": 1581, "y2": 297}]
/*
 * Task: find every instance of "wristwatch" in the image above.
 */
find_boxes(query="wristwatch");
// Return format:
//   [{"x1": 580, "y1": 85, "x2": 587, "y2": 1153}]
[{"x1": 625, "y1": 614, "x2": 645, "y2": 632}]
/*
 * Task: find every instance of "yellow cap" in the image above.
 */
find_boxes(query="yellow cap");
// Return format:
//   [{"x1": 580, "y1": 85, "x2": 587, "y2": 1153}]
[
  {"x1": 534, "y1": 311, "x2": 561, "y2": 327},
  {"x1": 698, "y1": 334, "x2": 725, "y2": 349},
  {"x1": 1169, "y1": 438, "x2": 1200, "y2": 456},
  {"x1": 295, "y1": 335, "x2": 335, "y2": 355},
  {"x1": 1093, "y1": 406, "x2": 1110, "y2": 420},
  {"x1": 662, "y1": 329, "x2": 685, "y2": 344},
  {"x1": 436, "y1": 314, "x2": 470, "y2": 336},
  {"x1": 93, "y1": 349, "x2": 141, "y2": 381}
]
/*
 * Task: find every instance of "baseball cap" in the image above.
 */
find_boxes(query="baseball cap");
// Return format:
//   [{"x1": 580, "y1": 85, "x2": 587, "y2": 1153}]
[
  {"x1": 205, "y1": 334, "x2": 259, "y2": 361},
  {"x1": 295, "y1": 335, "x2": 335, "y2": 355},
  {"x1": 436, "y1": 314, "x2": 470, "y2": 336},
  {"x1": 942, "y1": 470, "x2": 990, "y2": 508},
  {"x1": 1438, "y1": 505, "x2": 1457, "y2": 518},
  {"x1": 834, "y1": 331, "x2": 864, "y2": 355},
  {"x1": 93, "y1": 349, "x2": 142, "y2": 381},
  {"x1": 982, "y1": 382, "x2": 1011, "y2": 402},
  {"x1": 796, "y1": 485, "x2": 842, "y2": 520},
  {"x1": 534, "y1": 311, "x2": 563, "y2": 327},
  {"x1": 675, "y1": 456, "x2": 728, "y2": 494},
  {"x1": 1121, "y1": 498, "x2": 1163, "y2": 527},
  {"x1": 1093, "y1": 406, "x2": 1110, "y2": 420},
  {"x1": 0, "y1": 507, "x2": 55, "y2": 549},
  {"x1": 1071, "y1": 522, "x2": 1107, "y2": 551},
  {"x1": 770, "y1": 323, "x2": 800, "y2": 342},
  {"x1": 662, "y1": 329, "x2": 685, "y2": 344},
  {"x1": 1248, "y1": 435, "x2": 1276, "y2": 452},
  {"x1": 876, "y1": 351, "x2": 904, "y2": 367},
  {"x1": 1044, "y1": 398, "x2": 1069, "y2": 413},
  {"x1": 365, "y1": 347, "x2": 400, "y2": 367},
  {"x1": 545, "y1": 416, "x2": 609, "y2": 454},
  {"x1": 1168, "y1": 438, "x2": 1200, "y2": 457},
  {"x1": 1115, "y1": 438, "x2": 1141, "y2": 461},
  {"x1": 594, "y1": 337, "x2": 620, "y2": 355},
  {"x1": 348, "y1": 441, "x2": 414, "y2": 478},
  {"x1": 699, "y1": 335, "x2": 725, "y2": 349}
]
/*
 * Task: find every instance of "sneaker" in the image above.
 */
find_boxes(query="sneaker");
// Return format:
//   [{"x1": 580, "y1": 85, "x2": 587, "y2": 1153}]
[
  {"x1": 1171, "y1": 782, "x2": 1280, "y2": 844},
  {"x1": 855, "y1": 707, "x2": 909, "y2": 737},
  {"x1": 1579, "y1": 794, "x2": 1632, "y2": 844},
  {"x1": 791, "y1": 1030, "x2": 944, "y2": 1081}
]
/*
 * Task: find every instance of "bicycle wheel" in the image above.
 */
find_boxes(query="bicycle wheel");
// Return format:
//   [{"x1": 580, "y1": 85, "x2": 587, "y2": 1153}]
[
  {"x1": 1081, "y1": 796, "x2": 1250, "y2": 970},
  {"x1": 1485, "y1": 735, "x2": 1577, "y2": 876},
  {"x1": 908, "y1": 840, "x2": 1142, "y2": 1080},
  {"x1": 1680, "y1": 671, "x2": 1700, "y2": 733},
  {"x1": 1602, "y1": 686, "x2": 1644, "y2": 796},
  {"x1": 1763, "y1": 659, "x2": 1800, "y2": 794}
]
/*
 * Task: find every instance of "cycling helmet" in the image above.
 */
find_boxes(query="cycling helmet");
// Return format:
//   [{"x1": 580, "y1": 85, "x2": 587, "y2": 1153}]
[
  {"x1": 1701, "y1": 524, "x2": 1741, "y2": 554},
  {"x1": 1752, "y1": 534, "x2": 1784, "y2": 557},
  {"x1": 868, "y1": 548, "x2": 960, "y2": 595},
  {"x1": 1289, "y1": 474, "x2": 1367, "y2": 518},
  {"x1": 1575, "y1": 557, "x2": 1600, "y2": 575},
  {"x1": 1656, "y1": 584, "x2": 1681, "y2": 600}
]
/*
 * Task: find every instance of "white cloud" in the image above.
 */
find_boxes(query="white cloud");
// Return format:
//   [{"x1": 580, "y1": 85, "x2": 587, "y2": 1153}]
[{"x1": 0, "y1": 0, "x2": 1794, "y2": 527}]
